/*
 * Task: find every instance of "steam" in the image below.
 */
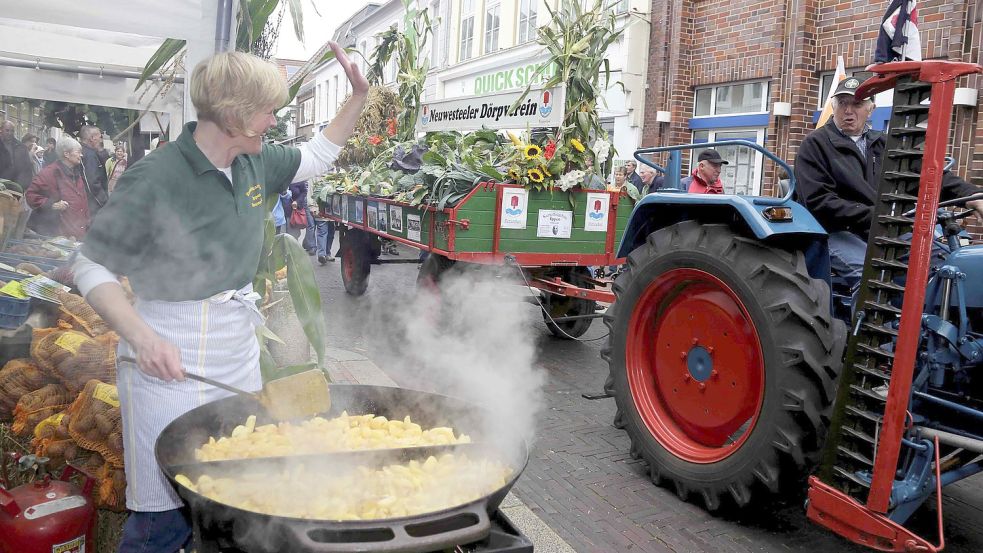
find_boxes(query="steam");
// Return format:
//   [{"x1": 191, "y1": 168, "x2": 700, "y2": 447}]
[{"x1": 390, "y1": 266, "x2": 547, "y2": 467}]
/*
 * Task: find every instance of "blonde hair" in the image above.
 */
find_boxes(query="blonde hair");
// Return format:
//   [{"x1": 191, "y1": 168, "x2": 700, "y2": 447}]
[{"x1": 190, "y1": 51, "x2": 287, "y2": 136}]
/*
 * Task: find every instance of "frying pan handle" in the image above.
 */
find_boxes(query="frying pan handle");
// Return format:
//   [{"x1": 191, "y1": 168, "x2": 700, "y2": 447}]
[{"x1": 284, "y1": 505, "x2": 491, "y2": 552}]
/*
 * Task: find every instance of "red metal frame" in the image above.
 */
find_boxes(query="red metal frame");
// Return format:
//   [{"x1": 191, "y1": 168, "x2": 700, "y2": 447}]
[
  {"x1": 807, "y1": 60, "x2": 982, "y2": 551},
  {"x1": 528, "y1": 277, "x2": 615, "y2": 304}
]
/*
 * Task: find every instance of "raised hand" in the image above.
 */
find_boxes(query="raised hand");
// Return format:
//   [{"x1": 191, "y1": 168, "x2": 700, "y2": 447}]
[{"x1": 329, "y1": 41, "x2": 369, "y2": 97}]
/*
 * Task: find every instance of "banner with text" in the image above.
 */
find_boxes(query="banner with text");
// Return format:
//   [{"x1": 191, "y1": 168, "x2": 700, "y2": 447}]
[{"x1": 416, "y1": 85, "x2": 566, "y2": 133}]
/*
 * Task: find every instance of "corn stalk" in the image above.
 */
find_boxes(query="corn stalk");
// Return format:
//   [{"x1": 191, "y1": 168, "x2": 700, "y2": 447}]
[
  {"x1": 511, "y1": 0, "x2": 629, "y2": 168},
  {"x1": 366, "y1": 0, "x2": 432, "y2": 142}
]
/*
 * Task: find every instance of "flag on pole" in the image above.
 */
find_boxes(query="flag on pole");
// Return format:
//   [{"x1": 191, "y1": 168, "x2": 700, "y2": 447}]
[
  {"x1": 875, "y1": 0, "x2": 922, "y2": 63},
  {"x1": 816, "y1": 56, "x2": 847, "y2": 128}
]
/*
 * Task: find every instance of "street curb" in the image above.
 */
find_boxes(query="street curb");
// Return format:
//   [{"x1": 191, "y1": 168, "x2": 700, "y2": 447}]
[{"x1": 322, "y1": 346, "x2": 577, "y2": 552}]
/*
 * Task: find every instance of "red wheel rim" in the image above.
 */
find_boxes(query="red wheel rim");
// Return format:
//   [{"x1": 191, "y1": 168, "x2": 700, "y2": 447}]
[
  {"x1": 341, "y1": 247, "x2": 355, "y2": 282},
  {"x1": 626, "y1": 268, "x2": 764, "y2": 463}
]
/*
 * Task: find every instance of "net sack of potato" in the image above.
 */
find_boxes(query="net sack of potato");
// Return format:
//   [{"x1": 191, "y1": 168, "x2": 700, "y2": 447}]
[
  {"x1": 71, "y1": 450, "x2": 105, "y2": 479},
  {"x1": 11, "y1": 383, "x2": 73, "y2": 436},
  {"x1": 31, "y1": 412, "x2": 79, "y2": 468},
  {"x1": 97, "y1": 462, "x2": 127, "y2": 512},
  {"x1": 33, "y1": 329, "x2": 116, "y2": 392},
  {"x1": 0, "y1": 358, "x2": 56, "y2": 420},
  {"x1": 67, "y1": 380, "x2": 123, "y2": 467},
  {"x1": 56, "y1": 291, "x2": 111, "y2": 336}
]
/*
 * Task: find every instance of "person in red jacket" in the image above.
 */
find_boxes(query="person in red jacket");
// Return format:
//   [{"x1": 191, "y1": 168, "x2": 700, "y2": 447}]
[
  {"x1": 683, "y1": 149, "x2": 729, "y2": 194},
  {"x1": 26, "y1": 136, "x2": 91, "y2": 238}
]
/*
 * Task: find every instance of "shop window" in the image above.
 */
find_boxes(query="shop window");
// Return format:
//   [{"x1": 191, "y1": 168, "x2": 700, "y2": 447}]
[
  {"x1": 693, "y1": 81, "x2": 768, "y2": 116},
  {"x1": 460, "y1": 0, "x2": 475, "y2": 61},
  {"x1": 518, "y1": 0, "x2": 538, "y2": 43},
  {"x1": 484, "y1": 2, "x2": 500, "y2": 54}
]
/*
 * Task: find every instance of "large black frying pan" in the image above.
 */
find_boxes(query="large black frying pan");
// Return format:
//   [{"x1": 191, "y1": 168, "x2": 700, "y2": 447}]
[{"x1": 156, "y1": 384, "x2": 528, "y2": 553}]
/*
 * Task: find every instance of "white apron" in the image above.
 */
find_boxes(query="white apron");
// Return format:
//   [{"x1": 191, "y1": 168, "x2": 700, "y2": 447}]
[{"x1": 116, "y1": 286, "x2": 264, "y2": 511}]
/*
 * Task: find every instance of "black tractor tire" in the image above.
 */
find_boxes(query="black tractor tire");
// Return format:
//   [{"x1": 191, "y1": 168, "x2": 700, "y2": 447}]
[
  {"x1": 603, "y1": 221, "x2": 845, "y2": 510},
  {"x1": 339, "y1": 230, "x2": 372, "y2": 296},
  {"x1": 542, "y1": 267, "x2": 597, "y2": 339}
]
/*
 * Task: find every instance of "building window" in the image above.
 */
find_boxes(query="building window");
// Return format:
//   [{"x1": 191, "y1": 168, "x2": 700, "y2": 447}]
[
  {"x1": 484, "y1": 2, "x2": 500, "y2": 54},
  {"x1": 333, "y1": 76, "x2": 340, "y2": 117},
  {"x1": 693, "y1": 81, "x2": 769, "y2": 117},
  {"x1": 610, "y1": 0, "x2": 628, "y2": 14},
  {"x1": 300, "y1": 98, "x2": 314, "y2": 126},
  {"x1": 518, "y1": 0, "x2": 537, "y2": 43},
  {"x1": 430, "y1": 0, "x2": 442, "y2": 68},
  {"x1": 459, "y1": 0, "x2": 475, "y2": 61}
]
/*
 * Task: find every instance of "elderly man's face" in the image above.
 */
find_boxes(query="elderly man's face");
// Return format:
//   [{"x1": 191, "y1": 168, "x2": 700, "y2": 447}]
[
  {"x1": 84, "y1": 129, "x2": 103, "y2": 149},
  {"x1": 639, "y1": 168, "x2": 655, "y2": 185},
  {"x1": 833, "y1": 95, "x2": 874, "y2": 136},
  {"x1": 0, "y1": 123, "x2": 14, "y2": 143}
]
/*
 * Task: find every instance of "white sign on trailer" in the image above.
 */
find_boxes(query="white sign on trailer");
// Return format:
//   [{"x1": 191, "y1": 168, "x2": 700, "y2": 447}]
[{"x1": 416, "y1": 86, "x2": 565, "y2": 133}]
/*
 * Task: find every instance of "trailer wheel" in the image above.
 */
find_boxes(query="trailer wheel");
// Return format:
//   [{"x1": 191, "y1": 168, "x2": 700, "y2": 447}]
[
  {"x1": 605, "y1": 221, "x2": 844, "y2": 510},
  {"x1": 416, "y1": 254, "x2": 455, "y2": 292},
  {"x1": 542, "y1": 267, "x2": 596, "y2": 339},
  {"x1": 339, "y1": 230, "x2": 371, "y2": 296}
]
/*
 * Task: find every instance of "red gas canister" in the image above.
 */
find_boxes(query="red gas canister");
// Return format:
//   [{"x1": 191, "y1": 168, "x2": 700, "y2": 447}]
[{"x1": 0, "y1": 454, "x2": 96, "y2": 553}]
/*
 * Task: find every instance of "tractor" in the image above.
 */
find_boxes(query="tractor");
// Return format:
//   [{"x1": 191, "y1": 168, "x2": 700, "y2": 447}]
[{"x1": 604, "y1": 60, "x2": 983, "y2": 551}]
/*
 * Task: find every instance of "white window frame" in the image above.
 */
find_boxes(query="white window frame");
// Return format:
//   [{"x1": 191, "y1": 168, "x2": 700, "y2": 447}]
[
  {"x1": 518, "y1": 0, "x2": 538, "y2": 43},
  {"x1": 484, "y1": 2, "x2": 500, "y2": 54},
  {"x1": 610, "y1": 0, "x2": 629, "y2": 14},
  {"x1": 300, "y1": 97, "x2": 314, "y2": 126},
  {"x1": 459, "y1": 0, "x2": 475, "y2": 62},
  {"x1": 332, "y1": 76, "x2": 340, "y2": 118},
  {"x1": 692, "y1": 80, "x2": 770, "y2": 118}
]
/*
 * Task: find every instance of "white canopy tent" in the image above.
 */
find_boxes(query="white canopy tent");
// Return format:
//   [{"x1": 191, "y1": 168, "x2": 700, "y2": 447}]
[{"x1": 0, "y1": 0, "x2": 236, "y2": 139}]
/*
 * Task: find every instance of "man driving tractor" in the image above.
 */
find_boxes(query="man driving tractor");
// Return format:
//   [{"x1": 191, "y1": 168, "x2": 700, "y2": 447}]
[{"x1": 793, "y1": 75, "x2": 983, "y2": 293}]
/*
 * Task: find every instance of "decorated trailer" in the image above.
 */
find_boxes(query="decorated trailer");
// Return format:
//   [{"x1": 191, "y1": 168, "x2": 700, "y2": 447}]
[{"x1": 323, "y1": 183, "x2": 630, "y2": 339}]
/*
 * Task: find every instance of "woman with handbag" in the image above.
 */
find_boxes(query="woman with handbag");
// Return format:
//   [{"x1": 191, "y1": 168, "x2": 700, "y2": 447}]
[
  {"x1": 287, "y1": 179, "x2": 309, "y2": 240},
  {"x1": 25, "y1": 136, "x2": 91, "y2": 238}
]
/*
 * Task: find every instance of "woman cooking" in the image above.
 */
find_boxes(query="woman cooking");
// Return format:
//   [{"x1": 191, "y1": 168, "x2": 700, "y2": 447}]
[
  {"x1": 26, "y1": 137, "x2": 92, "y2": 238},
  {"x1": 72, "y1": 43, "x2": 368, "y2": 553}
]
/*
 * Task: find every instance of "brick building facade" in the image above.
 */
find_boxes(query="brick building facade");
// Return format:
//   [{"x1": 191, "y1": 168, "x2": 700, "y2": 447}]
[{"x1": 642, "y1": 0, "x2": 983, "y2": 198}]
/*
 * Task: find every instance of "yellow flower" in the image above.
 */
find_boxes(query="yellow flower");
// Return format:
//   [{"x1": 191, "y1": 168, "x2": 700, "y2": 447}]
[
  {"x1": 540, "y1": 164, "x2": 552, "y2": 177},
  {"x1": 570, "y1": 139, "x2": 586, "y2": 153},
  {"x1": 524, "y1": 144, "x2": 542, "y2": 159},
  {"x1": 508, "y1": 131, "x2": 524, "y2": 147},
  {"x1": 527, "y1": 168, "x2": 545, "y2": 183},
  {"x1": 508, "y1": 169, "x2": 521, "y2": 181}
]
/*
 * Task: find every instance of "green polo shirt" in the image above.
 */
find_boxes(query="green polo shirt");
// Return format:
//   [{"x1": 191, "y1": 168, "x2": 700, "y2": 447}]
[{"x1": 82, "y1": 122, "x2": 301, "y2": 301}]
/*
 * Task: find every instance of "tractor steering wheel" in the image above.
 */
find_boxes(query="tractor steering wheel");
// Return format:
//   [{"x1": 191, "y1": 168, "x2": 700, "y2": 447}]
[{"x1": 901, "y1": 192, "x2": 983, "y2": 218}]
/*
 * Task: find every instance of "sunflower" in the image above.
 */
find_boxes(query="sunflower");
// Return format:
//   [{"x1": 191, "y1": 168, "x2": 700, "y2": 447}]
[
  {"x1": 570, "y1": 138, "x2": 586, "y2": 153},
  {"x1": 508, "y1": 168, "x2": 521, "y2": 182},
  {"x1": 527, "y1": 168, "x2": 545, "y2": 183},
  {"x1": 540, "y1": 164, "x2": 552, "y2": 177},
  {"x1": 524, "y1": 144, "x2": 542, "y2": 159}
]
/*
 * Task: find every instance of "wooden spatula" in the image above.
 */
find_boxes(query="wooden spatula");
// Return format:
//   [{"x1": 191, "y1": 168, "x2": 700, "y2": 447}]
[{"x1": 119, "y1": 357, "x2": 330, "y2": 421}]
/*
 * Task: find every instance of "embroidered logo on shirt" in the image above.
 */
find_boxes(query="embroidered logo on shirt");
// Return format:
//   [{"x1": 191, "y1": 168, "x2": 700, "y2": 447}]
[{"x1": 245, "y1": 184, "x2": 262, "y2": 207}]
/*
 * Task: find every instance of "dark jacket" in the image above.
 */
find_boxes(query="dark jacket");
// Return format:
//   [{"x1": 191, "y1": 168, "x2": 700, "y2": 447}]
[
  {"x1": 81, "y1": 144, "x2": 109, "y2": 213},
  {"x1": 628, "y1": 172, "x2": 643, "y2": 189},
  {"x1": 0, "y1": 139, "x2": 34, "y2": 192},
  {"x1": 26, "y1": 161, "x2": 91, "y2": 238},
  {"x1": 289, "y1": 181, "x2": 309, "y2": 211},
  {"x1": 794, "y1": 121, "x2": 978, "y2": 238}
]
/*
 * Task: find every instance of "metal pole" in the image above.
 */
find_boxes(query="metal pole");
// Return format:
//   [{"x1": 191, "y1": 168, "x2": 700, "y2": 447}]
[
  {"x1": 0, "y1": 57, "x2": 183, "y2": 83},
  {"x1": 215, "y1": 0, "x2": 235, "y2": 52}
]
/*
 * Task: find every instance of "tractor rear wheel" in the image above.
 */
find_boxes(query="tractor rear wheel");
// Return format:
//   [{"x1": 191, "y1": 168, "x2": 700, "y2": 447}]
[{"x1": 604, "y1": 221, "x2": 845, "y2": 510}]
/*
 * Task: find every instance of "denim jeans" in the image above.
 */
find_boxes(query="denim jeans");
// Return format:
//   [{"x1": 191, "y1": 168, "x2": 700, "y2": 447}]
[
  {"x1": 828, "y1": 231, "x2": 867, "y2": 294},
  {"x1": 118, "y1": 508, "x2": 192, "y2": 553},
  {"x1": 303, "y1": 207, "x2": 317, "y2": 251},
  {"x1": 314, "y1": 219, "x2": 335, "y2": 257}
]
